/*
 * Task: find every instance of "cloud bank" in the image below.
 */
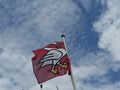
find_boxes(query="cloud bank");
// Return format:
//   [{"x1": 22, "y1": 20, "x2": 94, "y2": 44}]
[
  {"x1": 0, "y1": 0, "x2": 82, "y2": 90},
  {"x1": 1, "y1": 0, "x2": 120, "y2": 90},
  {"x1": 94, "y1": 0, "x2": 120, "y2": 61}
]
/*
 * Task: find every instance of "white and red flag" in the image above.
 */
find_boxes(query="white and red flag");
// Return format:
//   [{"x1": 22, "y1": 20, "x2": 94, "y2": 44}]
[{"x1": 32, "y1": 42, "x2": 71, "y2": 83}]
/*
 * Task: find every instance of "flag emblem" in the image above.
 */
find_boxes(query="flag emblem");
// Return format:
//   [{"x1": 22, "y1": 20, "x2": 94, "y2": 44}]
[
  {"x1": 37, "y1": 48, "x2": 68, "y2": 74},
  {"x1": 32, "y1": 42, "x2": 71, "y2": 83}
]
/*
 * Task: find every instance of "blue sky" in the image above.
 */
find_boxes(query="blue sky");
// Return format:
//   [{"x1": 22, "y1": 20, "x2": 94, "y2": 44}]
[{"x1": 0, "y1": 0, "x2": 120, "y2": 90}]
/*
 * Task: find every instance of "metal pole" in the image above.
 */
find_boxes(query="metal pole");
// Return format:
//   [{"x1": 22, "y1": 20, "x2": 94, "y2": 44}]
[
  {"x1": 56, "y1": 86, "x2": 59, "y2": 90},
  {"x1": 61, "y1": 35, "x2": 77, "y2": 90},
  {"x1": 40, "y1": 84, "x2": 43, "y2": 90}
]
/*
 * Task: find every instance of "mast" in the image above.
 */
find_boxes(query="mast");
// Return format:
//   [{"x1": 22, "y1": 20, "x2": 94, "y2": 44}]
[{"x1": 61, "y1": 35, "x2": 77, "y2": 90}]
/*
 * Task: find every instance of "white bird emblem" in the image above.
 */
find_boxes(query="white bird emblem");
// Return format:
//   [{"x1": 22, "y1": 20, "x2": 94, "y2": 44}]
[{"x1": 37, "y1": 48, "x2": 68, "y2": 74}]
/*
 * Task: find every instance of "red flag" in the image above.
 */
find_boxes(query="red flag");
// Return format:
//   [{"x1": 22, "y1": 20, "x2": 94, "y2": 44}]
[{"x1": 32, "y1": 42, "x2": 71, "y2": 83}]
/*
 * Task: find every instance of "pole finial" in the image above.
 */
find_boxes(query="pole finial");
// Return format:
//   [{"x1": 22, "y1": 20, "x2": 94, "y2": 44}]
[{"x1": 61, "y1": 34, "x2": 65, "y2": 38}]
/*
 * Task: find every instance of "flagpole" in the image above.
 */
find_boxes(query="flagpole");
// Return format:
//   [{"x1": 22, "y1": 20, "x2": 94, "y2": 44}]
[
  {"x1": 40, "y1": 84, "x2": 43, "y2": 90},
  {"x1": 56, "y1": 86, "x2": 59, "y2": 90},
  {"x1": 61, "y1": 35, "x2": 77, "y2": 90}
]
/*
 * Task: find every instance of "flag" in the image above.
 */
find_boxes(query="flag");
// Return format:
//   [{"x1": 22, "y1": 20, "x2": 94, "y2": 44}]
[{"x1": 32, "y1": 42, "x2": 71, "y2": 83}]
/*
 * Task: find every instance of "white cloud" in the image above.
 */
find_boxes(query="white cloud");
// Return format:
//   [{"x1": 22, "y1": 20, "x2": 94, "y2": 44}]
[
  {"x1": 78, "y1": 0, "x2": 92, "y2": 12},
  {"x1": 1, "y1": 0, "x2": 120, "y2": 90},
  {"x1": 0, "y1": 78, "x2": 11, "y2": 89},
  {"x1": 92, "y1": 1, "x2": 120, "y2": 89},
  {"x1": 0, "y1": 0, "x2": 82, "y2": 90},
  {"x1": 77, "y1": 81, "x2": 120, "y2": 90},
  {"x1": 29, "y1": 50, "x2": 114, "y2": 90},
  {"x1": 94, "y1": 0, "x2": 120, "y2": 61}
]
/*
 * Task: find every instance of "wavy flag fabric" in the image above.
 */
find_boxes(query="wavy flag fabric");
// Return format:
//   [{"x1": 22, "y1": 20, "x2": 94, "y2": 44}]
[{"x1": 32, "y1": 42, "x2": 71, "y2": 83}]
